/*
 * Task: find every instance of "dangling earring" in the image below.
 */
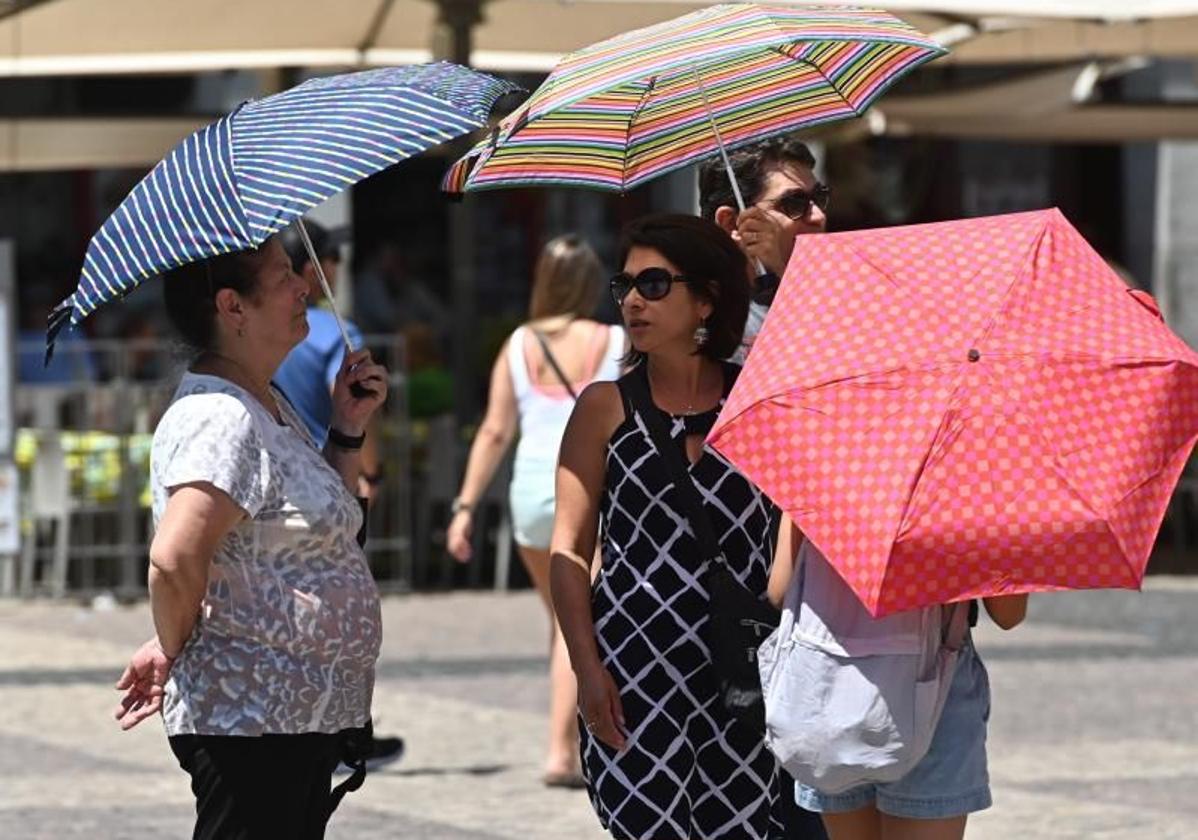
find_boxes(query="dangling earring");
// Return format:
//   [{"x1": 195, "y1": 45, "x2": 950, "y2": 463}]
[
  {"x1": 693, "y1": 317, "x2": 709, "y2": 349},
  {"x1": 237, "y1": 326, "x2": 245, "y2": 339}
]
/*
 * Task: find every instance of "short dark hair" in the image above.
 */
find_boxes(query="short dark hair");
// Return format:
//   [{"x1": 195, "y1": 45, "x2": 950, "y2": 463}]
[
  {"x1": 698, "y1": 136, "x2": 817, "y2": 221},
  {"x1": 162, "y1": 245, "x2": 269, "y2": 353},
  {"x1": 618, "y1": 214, "x2": 749, "y2": 364},
  {"x1": 276, "y1": 220, "x2": 344, "y2": 273}
]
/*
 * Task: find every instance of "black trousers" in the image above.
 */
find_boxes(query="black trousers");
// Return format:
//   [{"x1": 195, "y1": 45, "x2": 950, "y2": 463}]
[{"x1": 169, "y1": 733, "x2": 348, "y2": 840}]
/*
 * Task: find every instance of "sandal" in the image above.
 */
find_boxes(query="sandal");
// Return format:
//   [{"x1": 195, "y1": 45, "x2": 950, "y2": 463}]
[{"x1": 542, "y1": 769, "x2": 587, "y2": 789}]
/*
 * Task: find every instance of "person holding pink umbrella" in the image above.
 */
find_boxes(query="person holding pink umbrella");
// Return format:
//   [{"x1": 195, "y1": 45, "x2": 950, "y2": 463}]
[
  {"x1": 773, "y1": 523, "x2": 1027, "y2": 840},
  {"x1": 708, "y1": 208, "x2": 1198, "y2": 838}
]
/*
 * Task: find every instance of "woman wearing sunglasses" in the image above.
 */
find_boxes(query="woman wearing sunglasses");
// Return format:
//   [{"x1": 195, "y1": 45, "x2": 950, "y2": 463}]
[{"x1": 550, "y1": 214, "x2": 781, "y2": 839}]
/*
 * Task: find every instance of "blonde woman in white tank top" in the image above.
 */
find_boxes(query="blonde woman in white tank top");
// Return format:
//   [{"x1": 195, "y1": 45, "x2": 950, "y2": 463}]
[{"x1": 448, "y1": 235, "x2": 626, "y2": 786}]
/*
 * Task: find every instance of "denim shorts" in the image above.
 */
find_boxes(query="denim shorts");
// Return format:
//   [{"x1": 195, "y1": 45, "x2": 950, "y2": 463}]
[{"x1": 795, "y1": 638, "x2": 993, "y2": 820}]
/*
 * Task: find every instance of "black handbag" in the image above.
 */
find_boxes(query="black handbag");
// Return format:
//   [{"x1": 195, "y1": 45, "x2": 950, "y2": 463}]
[{"x1": 621, "y1": 367, "x2": 780, "y2": 731}]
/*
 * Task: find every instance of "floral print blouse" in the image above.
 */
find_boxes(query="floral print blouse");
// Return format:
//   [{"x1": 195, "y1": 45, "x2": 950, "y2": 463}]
[{"x1": 151, "y1": 372, "x2": 381, "y2": 736}]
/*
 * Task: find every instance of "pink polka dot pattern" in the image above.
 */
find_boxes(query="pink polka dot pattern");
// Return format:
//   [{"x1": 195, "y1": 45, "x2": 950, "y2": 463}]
[{"x1": 709, "y1": 208, "x2": 1198, "y2": 617}]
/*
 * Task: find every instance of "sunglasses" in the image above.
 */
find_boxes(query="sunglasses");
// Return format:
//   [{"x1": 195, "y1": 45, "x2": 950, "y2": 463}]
[
  {"x1": 610, "y1": 267, "x2": 688, "y2": 305},
  {"x1": 767, "y1": 183, "x2": 831, "y2": 220}
]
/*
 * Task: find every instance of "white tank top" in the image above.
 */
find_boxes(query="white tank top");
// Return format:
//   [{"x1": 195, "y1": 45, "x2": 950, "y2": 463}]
[{"x1": 508, "y1": 323, "x2": 625, "y2": 467}]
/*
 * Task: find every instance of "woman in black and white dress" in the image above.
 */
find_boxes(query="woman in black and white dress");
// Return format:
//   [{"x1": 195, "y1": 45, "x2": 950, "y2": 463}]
[{"x1": 550, "y1": 214, "x2": 780, "y2": 839}]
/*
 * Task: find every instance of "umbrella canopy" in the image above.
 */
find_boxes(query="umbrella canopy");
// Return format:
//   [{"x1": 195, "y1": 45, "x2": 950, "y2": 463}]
[
  {"x1": 707, "y1": 208, "x2": 1198, "y2": 617},
  {"x1": 444, "y1": 3, "x2": 945, "y2": 194},
  {"x1": 47, "y1": 62, "x2": 517, "y2": 351}
]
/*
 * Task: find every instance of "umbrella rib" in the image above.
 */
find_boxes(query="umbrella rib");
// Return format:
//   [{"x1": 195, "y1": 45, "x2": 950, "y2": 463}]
[
  {"x1": 972, "y1": 357, "x2": 1125, "y2": 540},
  {"x1": 768, "y1": 45, "x2": 857, "y2": 118},
  {"x1": 1105, "y1": 447, "x2": 1194, "y2": 581},
  {"x1": 714, "y1": 360, "x2": 966, "y2": 447},
  {"x1": 622, "y1": 77, "x2": 659, "y2": 193},
  {"x1": 219, "y1": 115, "x2": 254, "y2": 244},
  {"x1": 975, "y1": 222, "x2": 1049, "y2": 348},
  {"x1": 842, "y1": 239, "x2": 965, "y2": 350},
  {"x1": 970, "y1": 223, "x2": 1195, "y2": 365},
  {"x1": 888, "y1": 369, "x2": 970, "y2": 568}
]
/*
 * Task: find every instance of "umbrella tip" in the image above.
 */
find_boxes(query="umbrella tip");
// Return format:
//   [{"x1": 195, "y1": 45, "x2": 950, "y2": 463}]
[{"x1": 45, "y1": 299, "x2": 73, "y2": 367}]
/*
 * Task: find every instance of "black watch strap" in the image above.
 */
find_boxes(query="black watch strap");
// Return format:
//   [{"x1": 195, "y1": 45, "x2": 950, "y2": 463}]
[{"x1": 328, "y1": 427, "x2": 366, "y2": 450}]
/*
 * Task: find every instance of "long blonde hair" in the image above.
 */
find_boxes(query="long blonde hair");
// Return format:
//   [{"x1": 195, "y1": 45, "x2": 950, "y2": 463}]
[{"x1": 527, "y1": 234, "x2": 603, "y2": 320}]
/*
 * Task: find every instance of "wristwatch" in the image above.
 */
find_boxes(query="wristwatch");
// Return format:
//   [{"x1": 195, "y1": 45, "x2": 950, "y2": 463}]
[
  {"x1": 328, "y1": 427, "x2": 366, "y2": 450},
  {"x1": 450, "y1": 498, "x2": 474, "y2": 515}
]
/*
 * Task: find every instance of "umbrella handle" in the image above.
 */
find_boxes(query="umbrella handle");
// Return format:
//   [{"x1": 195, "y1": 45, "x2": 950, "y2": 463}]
[
  {"x1": 690, "y1": 66, "x2": 768, "y2": 277},
  {"x1": 294, "y1": 218, "x2": 374, "y2": 399}
]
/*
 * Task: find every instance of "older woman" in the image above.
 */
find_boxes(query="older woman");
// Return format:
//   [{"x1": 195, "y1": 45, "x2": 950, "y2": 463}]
[
  {"x1": 113, "y1": 237, "x2": 387, "y2": 839},
  {"x1": 551, "y1": 214, "x2": 780, "y2": 839}
]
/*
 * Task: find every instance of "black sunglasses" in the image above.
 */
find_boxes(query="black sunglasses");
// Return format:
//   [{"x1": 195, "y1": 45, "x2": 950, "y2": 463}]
[
  {"x1": 767, "y1": 183, "x2": 831, "y2": 220},
  {"x1": 610, "y1": 267, "x2": 688, "y2": 304}
]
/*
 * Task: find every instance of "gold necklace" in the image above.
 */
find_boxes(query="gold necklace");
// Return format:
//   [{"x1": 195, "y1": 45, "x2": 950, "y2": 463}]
[{"x1": 648, "y1": 365, "x2": 715, "y2": 416}]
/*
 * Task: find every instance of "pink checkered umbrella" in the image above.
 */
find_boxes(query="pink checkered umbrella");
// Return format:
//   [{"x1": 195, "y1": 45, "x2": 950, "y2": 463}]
[{"x1": 708, "y1": 208, "x2": 1198, "y2": 617}]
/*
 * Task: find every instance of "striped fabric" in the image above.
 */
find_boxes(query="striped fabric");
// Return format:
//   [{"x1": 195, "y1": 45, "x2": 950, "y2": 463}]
[
  {"x1": 441, "y1": 100, "x2": 529, "y2": 194},
  {"x1": 443, "y1": 3, "x2": 945, "y2": 194},
  {"x1": 50, "y1": 62, "x2": 516, "y2": 349}
]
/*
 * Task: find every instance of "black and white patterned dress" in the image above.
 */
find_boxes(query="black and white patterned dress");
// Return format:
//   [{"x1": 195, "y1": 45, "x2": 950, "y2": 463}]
[{"x1": 582, "y1": 363, "x2": 780, "y2": 840}]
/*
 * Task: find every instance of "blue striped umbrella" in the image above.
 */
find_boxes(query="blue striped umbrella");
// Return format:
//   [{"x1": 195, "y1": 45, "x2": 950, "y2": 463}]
[{"x1": 47, "y1": 62, "x2": 517, "y2": 355}]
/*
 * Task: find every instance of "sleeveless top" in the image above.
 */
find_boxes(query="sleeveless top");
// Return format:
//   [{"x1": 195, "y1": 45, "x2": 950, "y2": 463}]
[
  {"x1": 582, "y1": 362, "x2": 780, "y2": 839},
  {"x1": 507, "y1": 322, "x2": 624, "y2": 468}
]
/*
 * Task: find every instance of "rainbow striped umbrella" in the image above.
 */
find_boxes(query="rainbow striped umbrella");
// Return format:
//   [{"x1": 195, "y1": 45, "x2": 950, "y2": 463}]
[{"x1": 443, "y1": 3, "x2": 945, "y2": 196}]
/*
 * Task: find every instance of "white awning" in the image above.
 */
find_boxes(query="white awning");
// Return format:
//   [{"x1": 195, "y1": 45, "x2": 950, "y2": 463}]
[
  {"x1": 0, "y1": 0, "x2": 700, "y2": 76},
  {"x1": 0, "y1": 117, "x2": 208, "y2": 171},
  {"x1": 881, "y1": 103, "x2": 1198, "y2": 142},
  {"x1": 1, "y1": 1, "x2": 1196, "y2": 77},
  {"x1": 819, "y1": 1, "x2": 1198, "y2": 18},
  {"x1": 868, "y1": 64, "x2": 1198, "y2": 142}
]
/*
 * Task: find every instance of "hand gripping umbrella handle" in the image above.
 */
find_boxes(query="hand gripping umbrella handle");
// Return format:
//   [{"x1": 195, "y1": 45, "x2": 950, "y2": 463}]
[
  {"x1": 293, "y1": 219, "x2": 374, "y2": 399},
  {"x1": 691, "y1": 66, "x2": 769, "y2": 278}
]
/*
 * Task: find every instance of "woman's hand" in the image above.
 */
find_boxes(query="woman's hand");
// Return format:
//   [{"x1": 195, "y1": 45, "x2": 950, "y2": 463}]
[
  {"x1": 331, "y1": 349, "x2": 387, "y2": 435},
  {"x1": 113, "y1": 638, "x2": 175, "y2": 731},
  {"x1": 577, "y1": 663, "x2": 626, "y2": 751},
  {"x1": 446, "y1": 510, "x2": 473, "y2": 563}
]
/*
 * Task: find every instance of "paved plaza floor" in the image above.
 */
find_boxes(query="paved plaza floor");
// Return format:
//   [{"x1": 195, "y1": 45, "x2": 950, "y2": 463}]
[{"x1": 1, "y1": 579, "x2": 1195, "y2": 839}]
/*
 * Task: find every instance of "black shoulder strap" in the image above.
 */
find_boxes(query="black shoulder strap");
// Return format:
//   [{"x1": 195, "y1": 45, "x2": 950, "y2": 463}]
[
  {"x1": 530, "y1": 328, "x2": 578, "y2": 400},
  {"x1": 620, "y1": 367, "x2": 725, "y2": 567}
]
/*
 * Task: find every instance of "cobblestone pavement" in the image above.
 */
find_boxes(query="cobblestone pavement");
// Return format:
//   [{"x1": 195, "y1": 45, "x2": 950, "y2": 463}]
[{"x1": 0, "y1": 578, "x2": 1195, "y2": 839}]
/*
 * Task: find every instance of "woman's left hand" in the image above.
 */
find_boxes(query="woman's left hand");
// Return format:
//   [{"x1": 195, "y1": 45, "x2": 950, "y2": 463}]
[
  {"x1": 113, "y1": 638, "x2": 175, "y2": 731},
  {"x1": 331, "y1": 348, "x2": 388, "y2": 435}
]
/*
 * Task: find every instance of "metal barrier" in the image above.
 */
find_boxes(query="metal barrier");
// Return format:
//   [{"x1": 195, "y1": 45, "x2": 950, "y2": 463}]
[
  {"x1": 9, "y1": 334, "x2": 415, "y2": 597},
  {"x1": 15, "y1": 336, "x2": 1193, "y2": 599}
]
